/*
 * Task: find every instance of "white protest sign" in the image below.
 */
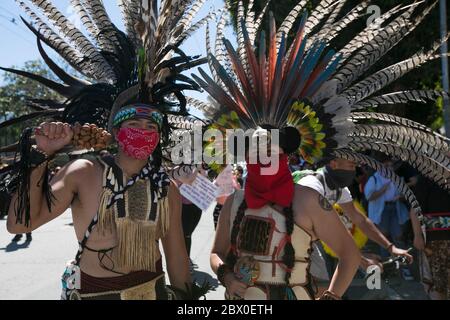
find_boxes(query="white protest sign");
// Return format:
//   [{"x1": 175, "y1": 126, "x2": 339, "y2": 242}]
[{"x1": 180, "y1": 174, "x2": 218, "y2": 211}]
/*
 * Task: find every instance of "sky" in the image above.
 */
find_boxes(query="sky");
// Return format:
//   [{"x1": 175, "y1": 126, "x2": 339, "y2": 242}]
[{"x1": 0, "y1": 0, "x2": 230, "y2": 108}]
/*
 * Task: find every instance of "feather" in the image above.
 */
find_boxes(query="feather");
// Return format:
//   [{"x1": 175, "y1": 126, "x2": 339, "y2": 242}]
[
  {"x1": 303, "y1": 0, "x2": 342, "y2": 38},
  {"x1": 0, "y1": 109, "x2": 63, "y2": 129},
  {"x1": 351, "y1": 124, "x2": 450, "y2": 160},
  {"x1": 208, "y1": 54, "x2": 252, "y2": 121},
  {"x1": 178, "y1": 0, "x2": 207, "y2": 32},
  {"x1": 223, "y1": 39, "x2": 258, "y2": 116},
  {"x1": 206, "y1": 22, "x2": 219, "y2": 84},
  {"x1": 167, "y1": 164, "x2": 204, "y2": 181},
  {"x1": 141, "y1": 0, "x2": 158, "y2": 83},
  {"x1": 214, "y1": 10, "x2": 238, "y2": 90},
  {"x1": 333, "y1": 1, "x2": 437, "y2": 93},
  {"x1": 36, "y1": 38, "x2": 89, "y2": 88},
  {"x1": 236, "y1": 0, "x2": 249, "y2": 77},
  {"x1": 191, "y1": 69, "x2": 251, "y2": 123},
  {"x1": 161, "y1": 0, "x2": 193, "y2": 41},
  {"x1": 245, "y1": 0, "x2": 256, "y2": 44},
  {"x1": 18, "y1": 9, "x2": 94, "y2": 79},
  {"x1": 167, "y1": 114, "x2": 206, "y2": 130},
  {"x1": 348, "y1": 137, "x2": 449, "y2": 189},
  {"x1": 251, "y1": 0, "x2": 270, "y2": 45},
  {"x1": 174, "y1": 10, "x2": 216, "y2": 47},
  {"x1": 70, "y1": 0, "x2": 100, "y2": 43},
  {"x1": 276, "y1": 0, "x2": 307, "y2": 45},
  {"x1": 307, "y1": 1, "x2": 368, "y2": 48},
  {"x1": 25, "y1": 0, "x2": 116, "y2": 82},
  {"x1": 321, "y1": 0, "x2": 346, "y2": 29},
  {"x1": 343, "y1": 43, "x2": 449, "y2": 105},
  {"x1": 336, "y1": 2, "x2": 420, "y2": 68},
  {"x1": 78, "y1": 0, "x2": 120, "y2": 53},
  {"x1": 118, "y1": 0, "x2": 142, "y2": 47},
  {"x1": 0, "y1": 66, "x2": 78, "y2": 98},
  {"x1": 350, "y1": 112, "x2": 450, "y2": 143},
  {"x1": 186, "y1": 97, "x2": 219, "y2": 119},
  {"x1": 352, "y1": 90, "x2": 449, "y2": 110}
]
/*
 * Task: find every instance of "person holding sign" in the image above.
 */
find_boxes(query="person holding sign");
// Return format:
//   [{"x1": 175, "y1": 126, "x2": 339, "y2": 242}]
[{"x1": 213, "y1": 165, "x2": 241, "y2": 230}]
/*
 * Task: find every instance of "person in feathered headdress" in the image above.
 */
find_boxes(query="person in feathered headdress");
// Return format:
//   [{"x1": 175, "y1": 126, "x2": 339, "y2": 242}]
[
  {"x1": 194, "y1": 0, "x2": 450, "y2": 300},
  {"x1": 2, "y1": 0, "x2": 213, "y2": 300}
]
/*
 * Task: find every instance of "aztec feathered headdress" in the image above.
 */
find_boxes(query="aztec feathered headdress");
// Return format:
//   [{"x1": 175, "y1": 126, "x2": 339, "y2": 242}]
[
  {"x1": 0, "y1": 0, "x2": 217, "y2": 183},
  {"x1": 187, "y1": 0, "x2": 450, "y2": 219},
  {"x1": 0, "y1": 0, "x2": 215, "y2": 145}
]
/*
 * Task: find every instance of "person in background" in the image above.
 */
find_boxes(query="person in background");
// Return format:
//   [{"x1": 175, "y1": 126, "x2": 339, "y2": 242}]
[
  {"x1": 364, "y1": 157, "x2": 412, "y2": 280},
  {"x1": 213, "y1": 166, "x2": 241, "y2": 230},
  {"x1": 180, "y1": 195, "x2": 203, "y2": 273},
  {"x1": 410, "y1": 175, "x2": 450, "y2": 300},
  {"x1": 288, "y1": 153, "x2": 302, "y2": 172},
  {"x1": 234, "y1": 166, "x2": 244, "y2": 188}
]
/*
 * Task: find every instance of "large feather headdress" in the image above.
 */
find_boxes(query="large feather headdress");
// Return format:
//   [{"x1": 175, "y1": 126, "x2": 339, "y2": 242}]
[
  {"x1": 0, "y1": 0, "x2": 214, "y2": 139},
  {"x1": 188, "y1": 0, "x2": 450, "y2": 220}
]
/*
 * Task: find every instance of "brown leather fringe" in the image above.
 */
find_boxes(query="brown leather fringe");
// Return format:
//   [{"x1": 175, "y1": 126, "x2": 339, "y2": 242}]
[
  {"x1": 97, "y1": 188, "x2": 115, "y2": 235},
  {"x1": 156, "y1": 196, "x2": 170, "y2": 239},
  {"x1": 97, "y1": 189, "x2": 170, "y2": 272},
  {"x1": 116, "y1": 217, "x2": 165, "y2": 272}
]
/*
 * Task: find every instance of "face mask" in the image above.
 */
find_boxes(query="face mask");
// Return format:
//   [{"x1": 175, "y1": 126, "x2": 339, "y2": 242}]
[
  {"x1": 117, "y1": 127, "x2": 159, "y2": 160},
  {"x1": 245, "y1": 154, "x2": 294, "y2": 209},
  {"x1": 325, "y1": 165, "x2": 356, "y2": 189}
]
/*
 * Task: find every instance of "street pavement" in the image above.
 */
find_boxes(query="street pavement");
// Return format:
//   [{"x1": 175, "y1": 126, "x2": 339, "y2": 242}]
[
  {"x1": 0, "y1": 203, "x2": 225, "y2": 300},
  {"x1": 0, "y1": 203, "x2": 428, "y2": 300}
]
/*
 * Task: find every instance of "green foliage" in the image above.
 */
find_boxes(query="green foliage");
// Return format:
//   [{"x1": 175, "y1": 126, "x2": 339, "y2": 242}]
[{"x1": 0, "y1": 60, "x2": 62, "y2": 148}]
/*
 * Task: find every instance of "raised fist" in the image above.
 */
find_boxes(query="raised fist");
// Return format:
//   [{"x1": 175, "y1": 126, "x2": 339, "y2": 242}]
[
  {"x1": 35, "y1": 122, "x2": 73, "y2": 155},
  {"x1": 35, "y1": 122, "x2": 112, "y2": 155}
]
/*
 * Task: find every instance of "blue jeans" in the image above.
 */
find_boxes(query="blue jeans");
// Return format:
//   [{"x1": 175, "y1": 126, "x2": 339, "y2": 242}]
[{"x1": 376, "y1": 203, "x2": 403, "y2": 257}]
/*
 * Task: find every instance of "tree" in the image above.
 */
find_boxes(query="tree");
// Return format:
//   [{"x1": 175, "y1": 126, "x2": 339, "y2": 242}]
[
  {"x1": 226, "y1": 0, "x2": 449, "y2": 130},
  {"x1": 0, "y1": 60, "x2": 62, "y2": 149}
]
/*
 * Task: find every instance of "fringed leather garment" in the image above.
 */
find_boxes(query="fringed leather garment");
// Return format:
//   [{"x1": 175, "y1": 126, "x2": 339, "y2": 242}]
[{"x1": 96, "y1": 156, "x2": 170, "y2": 272}]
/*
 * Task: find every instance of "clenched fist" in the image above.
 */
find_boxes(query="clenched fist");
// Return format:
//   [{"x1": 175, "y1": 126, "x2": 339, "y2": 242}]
[
  {"x1": 35, "y1": 122, "x2": 112, "y2": 155},
  {"x1": 35, "y1": 122, "x2": 73, "y2": 156}
]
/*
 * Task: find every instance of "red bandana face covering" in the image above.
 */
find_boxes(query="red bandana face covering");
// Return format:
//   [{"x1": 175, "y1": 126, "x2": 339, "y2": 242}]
[
  {"x1": 117, "y1": 127, "x2": 160, "y2": 160},
  {"x1": 244, "y1": 154, "x2": 294, "y2": 209}
]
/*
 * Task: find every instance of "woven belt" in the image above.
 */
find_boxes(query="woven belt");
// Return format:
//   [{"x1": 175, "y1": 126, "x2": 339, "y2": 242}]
[{"x1": 76, "y1": 273, "x2": 165, "y2": 300}]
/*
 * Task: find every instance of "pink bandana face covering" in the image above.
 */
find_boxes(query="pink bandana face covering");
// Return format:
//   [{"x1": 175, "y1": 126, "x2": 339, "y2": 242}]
[{"x1": 117, "y1": 127, "x2": 160, "y2": 160}]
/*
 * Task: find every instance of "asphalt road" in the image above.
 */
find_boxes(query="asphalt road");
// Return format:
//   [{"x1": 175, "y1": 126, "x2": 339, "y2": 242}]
[{"x1": 0, "y1": 203, "x2": 428, "y2": 300}]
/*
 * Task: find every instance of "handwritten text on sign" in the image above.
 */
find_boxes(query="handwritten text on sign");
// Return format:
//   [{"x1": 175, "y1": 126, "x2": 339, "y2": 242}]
[{"x1": 180, "y1": 174, "x2": 218, "y2": 211}]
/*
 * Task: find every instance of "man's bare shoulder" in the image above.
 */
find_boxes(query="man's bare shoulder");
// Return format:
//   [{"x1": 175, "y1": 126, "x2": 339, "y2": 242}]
[
  {"x1": 64, "y1": 158, "x2": 101, "y2": 173},
  {"x1": 294, "y1": 184, "x2": 321, "y2": 204},
  {"x1": 59, "y1": 158, "x2": 103, "y2": 185}
]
